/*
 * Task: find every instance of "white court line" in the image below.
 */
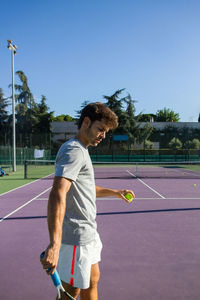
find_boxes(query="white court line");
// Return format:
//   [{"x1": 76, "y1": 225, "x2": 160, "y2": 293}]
[
  {"x1": 126, "y1": 170, "x2": 166, "y2": 199},
  {"x1": 0, "y1": 178, "x2": 43, "y2": 197},
  {"x1": 0, "y1": 174, "x2": 53, "y2": 197},
  {"x1": 0, "y1": 187, "x2": 51, "y2": 223},
  {"x1": 36, "y1": 197, "x2": 163, "y2": 201},
  {"x1": 35, "y1": 197, "x2": 161, "y2": 202},
  {"x1": 36, "y1": 197, "x2": 200, "y2": 201}
]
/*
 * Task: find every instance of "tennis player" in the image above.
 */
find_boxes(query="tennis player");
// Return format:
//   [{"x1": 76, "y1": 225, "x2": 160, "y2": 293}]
[{"x1": 40, "y1": 102, "x2": 135, "y2": 299}]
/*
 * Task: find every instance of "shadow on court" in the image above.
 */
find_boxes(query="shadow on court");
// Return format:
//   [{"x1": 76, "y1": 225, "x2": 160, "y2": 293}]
[
  {"x1": 2, "y1": 206, "x2": 200, "y2": 222},
  {"x1": 0, "y1": 215, "x2": 47, "y2": 221},
  {"x1": 97, "y1": 207, "x2": 200, "y2": 215}
]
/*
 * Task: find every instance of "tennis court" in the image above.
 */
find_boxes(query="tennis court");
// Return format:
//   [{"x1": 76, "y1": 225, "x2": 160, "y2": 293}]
[{"x1": 1, "y1": 163, "x2": 200, "y2": 299}]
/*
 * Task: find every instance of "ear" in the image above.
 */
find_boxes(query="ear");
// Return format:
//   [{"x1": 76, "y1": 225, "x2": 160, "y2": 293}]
[{"x1": 83, "y1": 117, "x2": 91, "y2": 128}]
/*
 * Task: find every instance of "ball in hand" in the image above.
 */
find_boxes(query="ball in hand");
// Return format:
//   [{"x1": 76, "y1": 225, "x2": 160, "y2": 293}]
[{"x1": 124, "y1": 192, "x2": 134, "y2": 203}]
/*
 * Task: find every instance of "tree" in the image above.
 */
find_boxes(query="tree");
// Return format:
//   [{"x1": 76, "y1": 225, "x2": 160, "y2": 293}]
[
  {"x1": 124, "y1": 93, "x2": 141, "y2": 142},
  {"x1": 198, "y1": 113, "x2": 200, "y2": 122},
  {"x1": 33, "y1": 95, "x2": 54, "y2": 133},
  {"x1": 103, "y1": 89, "x2": 126, "y2": 131},
  {"x1": 156, "y1": 108, "x2": 180, "y2": 122},
  {"x1": 137, "y1": 123, "x2": 154, "y2": 145},
  {"x1": 168, "y1": 137, "x2": 182, "y2": 149},
  {"x1": 53, "y1": 114, "x2": 75, "y2": 122},
  {"x1": 144, "y1": 140, "x2": 154, "y2": 149},
  {"x1": 75, "y1": 101, "x2": 90, "y2": 120},
  {"x1": 103, "y1": 89, "x2": 154, "y2": 149},
  {"x1": 139, "y1": 113, "x2": 156, "y2": 122},
  {"x1": 189, "y1": 139, "x2": 200, "y2": 149},
  {"x1": 0, "y1": 88, "x2": 10, "y2": 138},
  {"x1": 104, "y1": 89, "x2": 132, "y2": 134},
  {"x1": 14, "y1": 71, "x2": 36, "y2": 139},
  {"x1": 125, "y1": 94, "x2": 136, "y2": 129},
  {"x1": 15, "y1": 71, "x2": 34, "y2": 107},
  {"x1": 103, "y1": 89, "x2": 125, "y2": 113}
]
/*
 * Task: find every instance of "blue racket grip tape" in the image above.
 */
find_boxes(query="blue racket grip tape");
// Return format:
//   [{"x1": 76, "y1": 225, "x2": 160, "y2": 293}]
[
  {"x1": 50, "y1": 269, "x2": 61, "y2": 287},
  {"x1": 40, "y1": 251, "x2": 61, "y2": 287}
]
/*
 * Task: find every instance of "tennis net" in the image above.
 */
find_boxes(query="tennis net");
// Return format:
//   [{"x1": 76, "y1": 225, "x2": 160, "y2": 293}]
[
  {"x1": 93, "y1": 161, "x2": 200, "y2": 179},
  {"x1": 24, "y1": 160, "x2": 200, "y2": 179},
  {"x1": 24, "y1": 160, "x2": 55, "y2": 179}
]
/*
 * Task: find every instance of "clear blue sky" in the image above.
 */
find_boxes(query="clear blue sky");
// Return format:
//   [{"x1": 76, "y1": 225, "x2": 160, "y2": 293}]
[{"x1": 1, "y1": 0, "x2": 200, "y2": 121}]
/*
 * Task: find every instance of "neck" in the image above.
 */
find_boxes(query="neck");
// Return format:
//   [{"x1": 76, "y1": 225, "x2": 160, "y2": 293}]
[{"x1": 75, "y1": 130, "x2": 89, "y2": 148}]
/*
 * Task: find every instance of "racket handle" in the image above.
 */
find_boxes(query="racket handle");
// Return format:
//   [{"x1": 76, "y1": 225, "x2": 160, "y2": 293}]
[
  {"x1": 50, "y1": 269, "x2": 62, "y2": 287},
  {"x1": 40, "y1": 251, "x2": 61, "y2": 288}
]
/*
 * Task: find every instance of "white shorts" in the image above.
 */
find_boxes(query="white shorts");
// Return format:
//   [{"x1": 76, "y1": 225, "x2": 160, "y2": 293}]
[{"x1": 58, "y1": 233, "x2": 103, "y2": 289}]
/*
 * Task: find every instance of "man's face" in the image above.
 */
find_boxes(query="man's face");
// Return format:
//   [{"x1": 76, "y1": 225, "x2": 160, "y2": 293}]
[{"x1": 86, "y1": 120, "x2": 110, "y2": 147}]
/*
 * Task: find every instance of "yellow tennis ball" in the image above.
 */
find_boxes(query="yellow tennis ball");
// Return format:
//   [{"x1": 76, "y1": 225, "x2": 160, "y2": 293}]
[
  {"x1": 125, "y1": 193, "x2": 134, "y2": 202},
  {"x1": 193, "y1": 184, "x2": 197, "y2": 187}
]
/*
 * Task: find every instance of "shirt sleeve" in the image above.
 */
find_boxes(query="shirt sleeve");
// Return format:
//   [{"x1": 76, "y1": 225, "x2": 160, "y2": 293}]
[{"x1": 55, "y1": 146, "x2": 84, "y2": 181}]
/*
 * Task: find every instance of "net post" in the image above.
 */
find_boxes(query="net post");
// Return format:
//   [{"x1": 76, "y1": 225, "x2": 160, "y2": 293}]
[{"x1": 24, "y1": 160, "x2": 28, "y2": 179}]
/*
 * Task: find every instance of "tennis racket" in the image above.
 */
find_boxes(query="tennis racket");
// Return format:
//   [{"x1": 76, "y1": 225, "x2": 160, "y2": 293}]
[{"x1": 40, "y1": 252, "x2": 76, "y2": 300}]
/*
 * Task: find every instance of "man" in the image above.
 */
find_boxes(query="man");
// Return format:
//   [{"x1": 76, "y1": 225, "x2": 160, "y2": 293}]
[
  {"x1": 41, "y1": 102, "x2": 135, "y2": 299},
  {"x1": 0, "y1": 167, "x2": 5, "y2": 177}
]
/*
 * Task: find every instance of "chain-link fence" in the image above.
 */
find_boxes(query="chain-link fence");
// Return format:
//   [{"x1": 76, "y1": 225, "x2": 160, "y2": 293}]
[
  {"x1": 1, "y1": 127, "x2": 200, "y2": 165},
  {"x1": 88, "y1": 127, "x2": 200, "y2": 162},
  {"x1": 0, "y1": 133, "x2": 53, "y2": 148},
  {"x1": 0, "y1": 146, "x2": 52, "y2": 167}
]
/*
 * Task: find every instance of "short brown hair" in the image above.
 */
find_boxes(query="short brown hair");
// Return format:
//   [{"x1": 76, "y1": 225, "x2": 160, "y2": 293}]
[{"x1": 77, "y1": 102, "x2": 118, "y2": 129}]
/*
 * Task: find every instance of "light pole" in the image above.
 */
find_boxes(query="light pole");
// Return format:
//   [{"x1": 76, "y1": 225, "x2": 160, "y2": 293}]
[{"x1": 7, "y1": 40, "x2": 17, "y2": 172}]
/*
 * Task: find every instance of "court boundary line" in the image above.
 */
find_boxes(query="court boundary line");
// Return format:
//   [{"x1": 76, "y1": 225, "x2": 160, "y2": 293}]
[
  {"x1": 0, "y1": 174, "x2": 53, "y2": 198},
  {"x1": 35, "y1": 197, "x2": 200, "y2": 201},
  {"x1": 126, "y1": 170, "x2": 166, "y2": 199},
  {"x1": 0, "y1": 186, "x2": 51, "y2": 223},
  {"x1": 0, "y1": 180, "x2": 42, "y2": 197}
]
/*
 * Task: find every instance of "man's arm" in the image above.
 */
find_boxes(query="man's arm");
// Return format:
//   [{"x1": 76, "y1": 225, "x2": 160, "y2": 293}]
[
  {"x1": 40, "y1": 176, "x2": 72, "y2": 274},
  {"x1": 96, "y1": 185, "x2": 135, "y2": 203}
]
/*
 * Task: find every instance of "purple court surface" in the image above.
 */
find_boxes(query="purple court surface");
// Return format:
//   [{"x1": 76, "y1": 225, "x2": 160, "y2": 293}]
[{"x1": 1, "y1": 166, "x2": 200, "y2": 299}]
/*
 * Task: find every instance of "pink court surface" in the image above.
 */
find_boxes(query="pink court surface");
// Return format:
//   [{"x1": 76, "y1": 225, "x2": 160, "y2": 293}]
[{"x1": 0, "y1": 165, "x2": 200, "y2": 299}]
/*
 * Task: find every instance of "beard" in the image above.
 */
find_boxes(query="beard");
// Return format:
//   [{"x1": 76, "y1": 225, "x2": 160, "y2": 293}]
[
  {"x1": 86, "y1": 127, "x2": 102, "y2": 146},
  {"x1": 89, "y1": 137, "x2": 102, "y2": 147}
]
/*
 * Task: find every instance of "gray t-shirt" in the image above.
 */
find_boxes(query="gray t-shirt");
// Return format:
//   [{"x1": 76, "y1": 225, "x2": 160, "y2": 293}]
[{"x1": 55, "y1": 138, "x2": 97, "y2": 245}]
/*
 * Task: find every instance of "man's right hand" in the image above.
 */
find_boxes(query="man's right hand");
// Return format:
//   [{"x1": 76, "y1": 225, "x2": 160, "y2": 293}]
[{"x1": 40, "y1": 244, "x2": 60, "y2": 275}]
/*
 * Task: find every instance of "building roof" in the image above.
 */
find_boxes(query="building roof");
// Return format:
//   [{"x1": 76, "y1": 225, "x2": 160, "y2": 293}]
[
  {"x1": 138, "y1": 122, "x2": 200, "y2": 130},
  {"x1": 51, "y1": 121, "x2": 200, "y2": 133},
  {"x1": 51, "y1": 121, "x2": 78, "y2": 133}
]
